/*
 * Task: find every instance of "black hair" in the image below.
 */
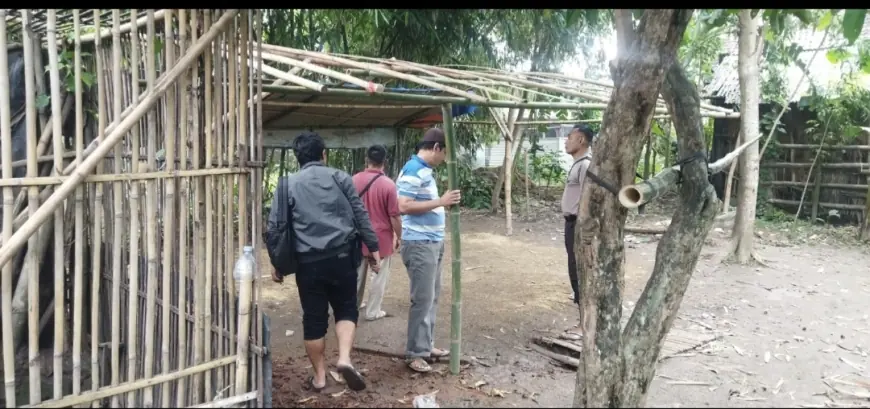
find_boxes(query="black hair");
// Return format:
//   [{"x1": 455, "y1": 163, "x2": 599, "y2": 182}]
[
  {"x1": 292, "y1": 131, "x2": 325, "y2": 166},
  {"x1": 572, "y1": 124, "x2": 595, "y2": 144},
  {"x1": 366, "y1": 144, "x2": 388, "y2": 166},
  {"x1": 415, "y1": 141, "x2": 439, "y2": 152}
]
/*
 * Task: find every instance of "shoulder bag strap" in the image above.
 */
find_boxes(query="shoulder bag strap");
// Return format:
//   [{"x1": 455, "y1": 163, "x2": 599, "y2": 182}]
[{"x1": 358, "y1": 173, "x2": 384, "y2": 198}]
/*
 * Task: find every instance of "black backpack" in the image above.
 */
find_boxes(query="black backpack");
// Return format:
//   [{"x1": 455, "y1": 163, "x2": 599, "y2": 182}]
[{"x1": 263, "y1": 176, "x2": 298, "y2": 277}]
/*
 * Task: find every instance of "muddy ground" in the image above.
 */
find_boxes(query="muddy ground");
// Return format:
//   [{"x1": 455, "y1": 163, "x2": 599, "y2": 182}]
[{"x1": 258, "y1": 197, "x2": 870, "y2": 408}]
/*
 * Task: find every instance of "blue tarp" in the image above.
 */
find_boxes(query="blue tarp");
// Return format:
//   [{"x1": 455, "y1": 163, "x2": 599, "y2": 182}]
[{"x1": 338, "y1": 83, "x2": 477, "y2": 118}]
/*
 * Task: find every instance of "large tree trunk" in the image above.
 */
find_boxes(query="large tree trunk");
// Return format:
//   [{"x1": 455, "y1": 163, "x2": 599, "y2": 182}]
[
  {"x1": 728, "y1": 10, "x2": 763, "y2": 263},
  {"x1": 572, "y1": 9, "x2": 693, "y2": 408}
]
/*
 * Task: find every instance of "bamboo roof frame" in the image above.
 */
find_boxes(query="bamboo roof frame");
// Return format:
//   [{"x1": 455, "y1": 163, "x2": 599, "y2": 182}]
[{"x1": 252, "y1": 43, "x2": 740, "y2": 130}]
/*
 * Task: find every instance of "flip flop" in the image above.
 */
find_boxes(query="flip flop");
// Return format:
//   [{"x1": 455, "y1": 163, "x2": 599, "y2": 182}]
[
  {"x1": 307, "y1": 376, "x2": 326, "y2": 392},
  {"x1": 365, "y1": 311, "x2": 389, "y2": 321},
  {"x1": 430, "y1": 348, "x2": 450, "y2": 358},
  {"x1": 406, "y1": 358, "x2": 432, "y2": 373},
  {"x1": 337, "y1": 365, "x2": 367, "y2": 391}
]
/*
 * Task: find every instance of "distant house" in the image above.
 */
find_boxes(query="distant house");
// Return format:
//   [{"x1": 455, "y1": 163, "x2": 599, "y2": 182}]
[{"x1": 464, "y1": 125, "x2": 577, "y2": 172}]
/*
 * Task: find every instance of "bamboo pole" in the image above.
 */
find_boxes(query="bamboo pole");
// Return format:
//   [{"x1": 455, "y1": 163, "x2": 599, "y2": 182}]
[
  {"x1": 0, "y1": 9, "x2": 16, "y2": 408},
  {"x1": 215, "y1": 14, "x2": 227, "y2": 396},
  {"x1": 176, "y1": 9, "x2": 191, "y2": 407},
  {"x1": 161, "y1": 10, "x2": 177, "y2": 407},
  {"x1": 225, "y1": 15, "x2": 239, "y2": 395},
  {"x1": 256, "y1": 51, "x2": 383, "y2": 93},
  {"x1": 260, "y1": 101, "x2": 436, "y2": 109},
  {"x1": 21, "y1": 10, "x2": 43, "y2": 404},
  {"x1": 442, "y1": 104, "x2": 462, "y2": 375},
  {"x1": 109, "y1": 10, "x2": 125, "y2": 407},
  {"x1": 0, "y1": 9, "x2": 241, "y2": 271},
  {"x1": 190, "y1": 10, "x2": 206, "y2": 404},
  {"x1": 810, "y1": 166, "x2": 823, "y2": 222},
  {"x1": 254, "y1": 12, "x2": 265, "y2": 403},
  {"x1": 142, "y1": 10, "x2": 159, "y2": 407},
  {"x1": 202, "y1": 10, "x2": 215, "y2": 399},
  {"x1": 69, "y1": 10, "x2": 85, "y2": 401},
  {"x1": 127, "y1": 9, "x2": 142, "y2": 407},
  {"x1": 233, "y1": 272, "x2": 253, "y2": 401},
  {"x1": 91, "y1": 10, "x2": 106, "y2": 407},
  {"x1": 45, "y1": 9, "x2": 67, "y2": 401},
  {"x1": 524, "y1": 149, "x2": 529, "y2": 215},
  {"x1": 250, "y1": 60, "x2": 326, "y2": 93}
]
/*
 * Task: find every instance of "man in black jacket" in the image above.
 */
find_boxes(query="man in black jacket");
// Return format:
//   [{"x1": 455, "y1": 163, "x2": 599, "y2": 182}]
[{"x1": 277, "y1": 132, "x2": 380, "y2": 392}]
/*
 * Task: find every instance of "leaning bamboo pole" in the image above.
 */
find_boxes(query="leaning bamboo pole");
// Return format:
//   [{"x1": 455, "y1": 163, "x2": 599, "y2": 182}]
[
  {"x1": 161, "y1": 9, "x2": 177, "y2": 407},
  {"x1": 177, "y1": 9, "x2": 191, "y2": 407},
  {"x1": 70, "y1": 9, "x2": 85, "y2": 400},
  {"x1": 127, "y1": 9, "x2": 142, "y2": 407},
  {"x1": 142, "y1": 10, "x2": 159, "y2": 407},
  {"x1": 91, "y1": 10, "x2": 106, "y2": 407},
  {"x1": 0, "y1": 9, "x2": 16, "y2": 409},
  {"x1": 45, "y1": 9, "x2": 66, "y2": 401},
  {"x1": 110, "y1": 10, "x2": 125, "y2": 408},
  {"x1": 21, "y1": 9, "x2": 43, "y2": 404},
  {"x1": 442, "y1": 104, "x2": 463, "y2": 375},
  {"x1": 202, "y1": 10, "x2": 215, "y2": 399},
  {"x1": 0, "y1": 9, "x2": 240, "y2": 271}
]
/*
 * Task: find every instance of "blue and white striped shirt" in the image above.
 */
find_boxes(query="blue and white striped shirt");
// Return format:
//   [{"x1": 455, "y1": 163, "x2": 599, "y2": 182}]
[{"x1": 396, "y1": 155, "x2": 445, "y2": 242}]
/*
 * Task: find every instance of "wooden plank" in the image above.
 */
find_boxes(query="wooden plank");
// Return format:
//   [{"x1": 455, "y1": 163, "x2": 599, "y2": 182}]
[{"x1": 262, "y1": 127, "x2": 398, "y2": 149}]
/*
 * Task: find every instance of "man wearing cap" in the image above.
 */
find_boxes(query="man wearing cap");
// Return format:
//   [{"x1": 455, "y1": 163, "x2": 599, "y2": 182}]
[
  {"x1": 396, "y1": 128, "x2": 461, "y2": 373},
  {"x1": 561, "y1": 124, "x2": 594, "y2": 338},
  {"x1": 353, "y1": 145, "x2": 402, "y2": 321}
]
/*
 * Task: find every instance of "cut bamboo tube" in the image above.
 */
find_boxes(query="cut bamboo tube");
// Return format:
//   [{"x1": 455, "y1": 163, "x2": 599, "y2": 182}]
[
  {"x1": 233, "y1": 274, "x2": 253, "y2": 399},
  {"x1": 190, "y1": 10, "x2": 205, "y2": 404},
  {"x1": 127, "y1": 9, "x2": 142, "y2": 407},
  {"x1": 109, "y1": 10, "x2": 124, "y2": 408},
  {"x1": 70, "y1": 9, "x2": 85, "y2": 401},
  {"x1": 176, "y1": 9, "x2": 190, "y2": 407},
  {"x1": 442, "y1": 104, "x2": 463, "y2": 375},
  {"x1": 142, "y1": 10, "x2": 159, "y2": 407},
  {"x1": 0, "y1": 9, "x2": 240, "y2": 271},
  {"x1": 45, "y1": 9, "x2": 66, "y2": 401},
  {"x1": 23, "y1": 355, "x2": 237, "y2": 409},
  {"x1": 0, "y1": 9, "x2": 16, "y2": 409},
  {"x1": 91, "y1": 10, "x2": 106, "y2": 407},
  {"x1": 21, "y1": 9, "x2": 43, "y2": 404},
  {"x1": 161, "y1": 10, "x2": 177, "y2": 407},
  {"x1": 202, "y1": 10, "x2": 215, "y2": 399}
]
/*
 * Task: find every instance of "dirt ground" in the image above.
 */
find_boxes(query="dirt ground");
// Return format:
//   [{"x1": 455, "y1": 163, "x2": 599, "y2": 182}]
[{"x1": 258, "y1": 198, "x2": 870, "y2": 408}]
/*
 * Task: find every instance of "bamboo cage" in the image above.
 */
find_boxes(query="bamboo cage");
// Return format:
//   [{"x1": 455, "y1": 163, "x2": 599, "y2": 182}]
[{"x1": 0, "y1": 9, "x2": 266, "y2": 408}]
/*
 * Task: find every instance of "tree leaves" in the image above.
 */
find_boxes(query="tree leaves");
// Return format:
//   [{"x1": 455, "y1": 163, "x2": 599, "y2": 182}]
[{"x1": 841, "y1": 9, "x2": 867, "y2": 45}]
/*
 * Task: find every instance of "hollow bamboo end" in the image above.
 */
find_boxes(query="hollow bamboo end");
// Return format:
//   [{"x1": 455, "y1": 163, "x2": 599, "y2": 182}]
[{"x1": 618, "y1": 186, "x2": 643, "y2": 209}]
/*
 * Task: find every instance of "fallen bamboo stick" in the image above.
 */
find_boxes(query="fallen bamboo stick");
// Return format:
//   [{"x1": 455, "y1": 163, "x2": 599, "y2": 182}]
[
  {"x1": 0, "y1": 9, "x2": 241, "y2": 271},
  {"x1": 529, "y1": 344, "x2": 579, "y2": 368},
  {"x1": 532, "y1": 336, "x2": 584, "y2": 355},
  {"x1": 624, "y1": 227, "x2": 667, "y2": 235}
]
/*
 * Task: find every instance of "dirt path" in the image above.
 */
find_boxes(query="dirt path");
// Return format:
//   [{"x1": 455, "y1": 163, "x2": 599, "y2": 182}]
[{"x1": 259, "y1": 205, "x2": 870, "y2": 408}]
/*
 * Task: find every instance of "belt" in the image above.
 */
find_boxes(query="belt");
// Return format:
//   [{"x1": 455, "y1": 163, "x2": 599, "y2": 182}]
[{"x1": 564, "y1": 214, "x2": 577, "y2": 222}]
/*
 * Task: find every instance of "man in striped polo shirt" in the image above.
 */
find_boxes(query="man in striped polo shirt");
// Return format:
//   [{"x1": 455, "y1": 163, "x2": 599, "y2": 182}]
[{"x1": 396, "y1": 128, "x2": 461, "y2": 373}]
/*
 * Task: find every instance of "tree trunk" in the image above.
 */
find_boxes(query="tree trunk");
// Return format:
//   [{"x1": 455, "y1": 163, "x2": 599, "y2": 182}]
[
  {"x1": 572, "y1": 9, "x2": 692, "y2": 408},
  {"x1": 728, "y1": 10, "x2": 763, "y2": 264},
  {"x1": 638, "y1": 132, "x2": 653, "y2": 214},
  {"x1": 490, "y1": 108, "x2": 525, "y2": 224}
]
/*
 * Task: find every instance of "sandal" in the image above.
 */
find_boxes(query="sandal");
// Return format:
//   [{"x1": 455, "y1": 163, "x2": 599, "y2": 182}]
[
  {"x1": 365, "y1": 311, "x2": 388, "y2": 321},
  {"x1": 407, "y1": 358, "x2": 432, "y2": 373},
  {"x1": 337, "y1": 365, "x2": 367, "y2": 391},
  {"x1": 307, "y1": 376, "x2": 326, "y2": 392},
  {"x1": 430, "y1": 348, "x2": 450, "y2": 358}
]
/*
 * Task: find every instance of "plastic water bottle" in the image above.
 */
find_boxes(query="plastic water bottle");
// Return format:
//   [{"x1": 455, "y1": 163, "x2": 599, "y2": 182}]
[
  {"x1": 233, "y1": 246, "x2": 256, "y2": 282},
  {"x1": 413, "y1": 395, "x2": 439, "y2": 408}
]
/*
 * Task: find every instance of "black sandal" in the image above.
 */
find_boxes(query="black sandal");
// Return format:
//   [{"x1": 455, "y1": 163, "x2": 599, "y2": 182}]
[
  {"x1": 307, "y1": 376, "x2": 326, "y2": 392},
  {"x1": 337, "y1": 365, "x2": 367, "y2": 391}
]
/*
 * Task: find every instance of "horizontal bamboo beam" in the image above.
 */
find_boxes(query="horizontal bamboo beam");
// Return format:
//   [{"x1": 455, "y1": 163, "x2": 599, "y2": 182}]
[
  {"x1": 762, "y1": 180, "x2": 869, "y2": 191},
  {"x1": 458, "y1": 115, "x2": 671, "y2": 126},
  {"x1": 775, "y1": 144, "x2": 870, "y2": 151},
  {"x1": 79, "y1": 9, "x2": 167, "y2": 43},
  {"x1": 0, "y1": 167, "x2": 249, "y2": 187},
  {"x1": 187, "y1": 391, "x2": 258, "y2": 408},
  {"x1": 23, "y1": 355, "x2": 237, "y2": 408},
  {"x1": 0, "y1": 9, "x2": 241, "y2": 271},
  {"x1": 261, "y1": 101, "x2": 435, "y2": 110},
  {"x1": 768, "y1": 198, "x2": 865, "y2": 211},
  {"x1": 761, "y1": 162, "x2": 869, "y2": 169}
]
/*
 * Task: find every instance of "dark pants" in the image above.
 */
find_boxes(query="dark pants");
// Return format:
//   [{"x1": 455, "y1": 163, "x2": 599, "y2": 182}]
[
  {"x1": 564, "y1": 216, "x2": 579, "y2": 304},
  {"x1": 295, "y1": 253, "x2": 359, "y2": 340}
]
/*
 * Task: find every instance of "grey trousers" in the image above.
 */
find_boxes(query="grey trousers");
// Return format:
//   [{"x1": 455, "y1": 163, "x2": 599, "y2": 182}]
[{"x1": 400, "y1": 240, "x2": 444, "y2": 358}]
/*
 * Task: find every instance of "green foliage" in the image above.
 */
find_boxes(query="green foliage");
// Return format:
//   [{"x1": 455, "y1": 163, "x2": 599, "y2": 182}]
[
  {"x1": 434, "y1": 154, "x2": 494, "y2": 210},
  {"x1": 801, "y1": 76, "x2": 870, "y2": 155},
  {"x1": 528, "y1": 150, "x2": 566, "y2": 188}
]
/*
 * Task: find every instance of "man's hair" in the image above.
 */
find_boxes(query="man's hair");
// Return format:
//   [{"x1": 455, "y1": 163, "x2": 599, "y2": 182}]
[
  {"x1": 292, "y1": 131, "x2": 325, "y2": 166},
  {"x1": 366, "y1": 144, "x2": 388, "y2": 166},
  {"x1": 572, "y1": 124, "x2": 595, "y2": 144},
  {"x1": 417, "y1": 127, "x2": 446, "y2": 152}
]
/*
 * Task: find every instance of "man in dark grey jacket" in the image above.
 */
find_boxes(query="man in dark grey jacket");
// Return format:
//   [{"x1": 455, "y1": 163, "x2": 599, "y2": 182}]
[{"x1": 276, "y1": 131, "x2": 380, "y2": 392}]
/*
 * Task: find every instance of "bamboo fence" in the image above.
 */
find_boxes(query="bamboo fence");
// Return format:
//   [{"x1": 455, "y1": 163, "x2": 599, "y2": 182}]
[{"x1": 0, "y1": 9, "x2": 266, "y2": 408}]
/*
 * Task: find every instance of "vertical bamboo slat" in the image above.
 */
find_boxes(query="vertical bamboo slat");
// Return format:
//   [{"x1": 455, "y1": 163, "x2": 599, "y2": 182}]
[
  {"x1": 213, "y1": 21, "x2": 226, "y2": 397},
  {"x1": 160, "y1": 10, "x2": 177, "y2": 407},
  {"x1": 71, "y1": 9, "x2": 85, "y2": 401},
  {"x1": 91, "y1": 11, "x2": 107, "y2": 407},
  {"x1": 202, "y1": 10, "x2": 215, "y2": 399},
  {"x1": 176, "y1": 9, "x2": 190, "y2": 407},
  {"x1": 127, "y1": 9, "x2": 142, "y2": 407},
  {"x1": 142, "y1": 10, "x2": 158, "y2": 408},
  {"x1": 0, "y1": 9, "x2": 17, "y2": 409},
  {"x1": 109, "y1": 10, "x2": 124, "y2": 408},
  {"x1": 442, "y1": 103, "x2": 463, "y2": 375},
  {"x1": 45, "y1": 9, "x2": 66, "y2": 401},
  {"x1": 254, "y1": 10, "x2": 265, "y2": 406},
  {"x1": 190, "y1": 10, "x2": 206, "y2": 405},
  {"x1": 21, "y1": 9, "x2": 43, "y2": 404},
  {"x1": 225, "y1": 15, "x2": 239, "y2": 395}
]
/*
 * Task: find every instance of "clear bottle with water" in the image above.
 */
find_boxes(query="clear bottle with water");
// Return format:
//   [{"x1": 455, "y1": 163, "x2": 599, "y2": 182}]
[
  {"x1": 233, "y1": 246, "x2": 256, "y2": 282},
  {"x1": 413, "y1": 395, "x2": 439, "y2": 408}
]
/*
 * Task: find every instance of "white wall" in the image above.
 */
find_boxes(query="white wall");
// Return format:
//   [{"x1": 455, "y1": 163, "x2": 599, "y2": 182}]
[{"x1": 462, "y1": 134, "x2": 574, "y2": 173}]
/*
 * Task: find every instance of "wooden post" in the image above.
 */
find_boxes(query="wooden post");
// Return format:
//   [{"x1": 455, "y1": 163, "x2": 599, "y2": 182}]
[
  {"x1": 862, "y1": 174, "x2": 870, "y2": 241},
  {"x1": 810, "y1": 165, "x2": 822, "y2": 222},
  {"x1": 442, "y1": 104, "x2": 462, "y2": 375},
  {"x1": 524, "y1": 149, "x2": 530, "y2": 215}
]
